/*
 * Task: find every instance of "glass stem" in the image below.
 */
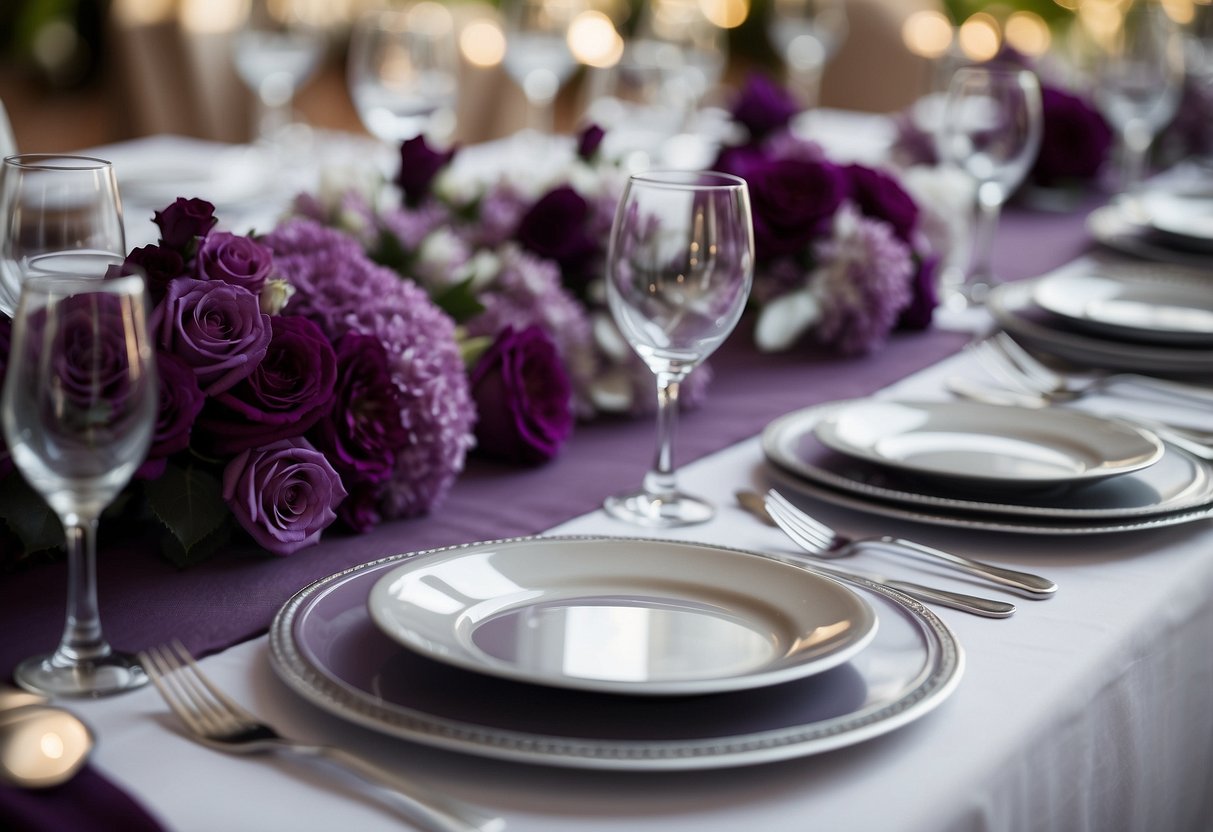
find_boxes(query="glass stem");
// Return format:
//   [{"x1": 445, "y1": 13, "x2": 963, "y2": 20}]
[
  {"x1": 642, "y1": 372, "x2": 682, "y2": 500},
  {"x1": 969, "y1": 181, "x2": 1003, "y2": 289},
  {"x1": 54, "y1": 514, "x2": 111, "y2": 665},
  {"x1": 1122, "y1": 120, "x2": 1152, "y2": 195}
]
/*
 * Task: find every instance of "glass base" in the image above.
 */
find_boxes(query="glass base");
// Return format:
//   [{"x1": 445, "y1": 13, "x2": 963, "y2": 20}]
[
  {"x1": 603, "y1": 489, "x2": 715, "y2": 528},
  {"x1": 15, "y1": 650, "x2": 148, "y2": 698},
  {"x1": 943, "y1": 277, "x2": 993, "y2": 312}
]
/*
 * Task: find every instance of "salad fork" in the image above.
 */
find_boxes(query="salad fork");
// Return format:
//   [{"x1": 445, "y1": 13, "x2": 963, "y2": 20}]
[
  {"x1": 139, "y1": 641, "x2": 504, "y2": 832},
  {"x1": 970, "y1": 332, "x2": 1213, "y2": 407}
]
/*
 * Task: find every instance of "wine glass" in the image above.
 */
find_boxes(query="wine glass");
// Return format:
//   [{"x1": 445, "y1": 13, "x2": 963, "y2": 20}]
[
  {"x1": 766, "y1": 0, "x2": 848, "y2": 108},
  {"x1": 1088, "y1": 1, "x2": 1184, "y2": 195},
  {"x1": 347, "y1": 4, "x2": 459, "y2": 145},
  {"x1": 502, "y1": 0, "x2": 583, "y2": 134},
  {"x1": 2, "y1": 273, "x2": 157, "y2": 697},
  {"x1": 631, "y1": 0, "x2": 727, "y2": 121},
  {"x1": 936, "y1": 66, "x2": 1042, "y2": 309},
  {"x1": 231, "y1": 0, "x2": 328, "y2": 142},
  {"x1": 603, "y1": 171, "x2": 753, "y2": 527},
  {"x1": 0, "y1": 154, "x2": 126, "y2": 319}
]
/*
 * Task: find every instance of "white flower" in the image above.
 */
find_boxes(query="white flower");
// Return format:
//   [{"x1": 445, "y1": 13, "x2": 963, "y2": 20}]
[
  {"x1": 755, "y1": 288, "x2": 822, "y2": 352},
  {"x1": 416, "y1": 227, "x2": 469, "y2": 288}
]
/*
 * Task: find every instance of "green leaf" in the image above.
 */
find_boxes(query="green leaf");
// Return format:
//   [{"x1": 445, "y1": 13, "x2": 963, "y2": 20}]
[
  {"x1": 0, "y1": 475, "x2": 61, "y2": 556},
  {"x1": 432, "y1": 275, "x2": 486, "y2": 323},
  {"x1": 144, "y1": 463, "x2": 232, "y2": 568}
]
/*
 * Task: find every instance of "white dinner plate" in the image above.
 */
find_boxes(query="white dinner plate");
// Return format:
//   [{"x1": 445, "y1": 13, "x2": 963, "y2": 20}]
[
  {"x1": 1135, "y1": 187, "x2": 1213, "y2": 250},
  {"x1": 1087, "y1": 204, "x2": 1213, "y2": 268},
  {"x1": 366, "y1": 537, "x2": 877, "y2": 696},
  {"x1": 763, "y1": 402, "x2": 1213, "y2": 526},
  {"x1": 987, "y1": 274, "x2": 1213, "y2": 376},
  {"x1": 268, "y1": 536, "x2": 964, "y2": 770},
  {"x1": 1032, "y1": 266, "x2": 1213, "y2": 346},
  {"x1": 811, "y1": 399, "x2": 1163, "y2": 490}
]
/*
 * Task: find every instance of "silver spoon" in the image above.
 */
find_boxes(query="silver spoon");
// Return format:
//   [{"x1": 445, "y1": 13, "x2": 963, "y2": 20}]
[{"x1": 0, "y1": 704, "x2": 94, "y2": 788}]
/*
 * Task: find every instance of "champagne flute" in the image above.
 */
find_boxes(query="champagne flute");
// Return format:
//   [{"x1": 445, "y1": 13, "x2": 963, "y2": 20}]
[
  {"x1": 766, "y1": 0, "x2": 848, "y2": 108},
  {"x1": 2, "y1": 273, "x2": 157, "y2": 696},
  {"x1": 502, "y1": 0, "x2": 583, "y2": 134},
  {"x1": 936, "y1": 66, "x2": 1042, "y2": 308},
  {"x1": 0, "y1": 154, "x2": 126, "y2": 319},
  {"x1": 603, "y1": 171, "x2": 753, "y2": 527},
  {"x1": 347, "y1": 4, "x2": 459, "y2": 145}
]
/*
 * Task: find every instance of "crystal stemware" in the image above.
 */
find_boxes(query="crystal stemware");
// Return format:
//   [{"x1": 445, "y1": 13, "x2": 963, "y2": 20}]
[
  {"x1": 0, "y1": 154, "x2": 126, "y2": 319},
  {"x1": 347, "y1": 4, "x2": 459, "y2": 145},
  {"x1": 502, "y1": 0, "x2": 583, "y2": 134},
  {"x1": 766, "y1": 0, "x2": 848, "y2": 108},
  {"x1": 936, "y1": 65, "x2": 1042, "y2": 309},
  {"x1": 603, "y1": 171, "x2": 754, "y2": 527},
  {"x1": 2, "y1": 273, "x2": 157, "y2": 696}
]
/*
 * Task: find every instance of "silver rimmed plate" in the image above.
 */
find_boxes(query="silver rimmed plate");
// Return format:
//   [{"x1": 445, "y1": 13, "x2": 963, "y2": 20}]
[
  {"x1": 763, "y1": 402, "x2": 1213, "y2": 528},
  {"x1": 1032, "y1": 266, "x2": 1213, "y2": 346},
  {"x1": 811, "y1": 399, "x2": 1163, "y2": 490},
  {"x1": 1087, "y1": 204, "x2": 1213, "y2": 268},
  {"x1": 268, "y1": 536, "x2": 964, "y2": 771},
  {"x1": 366, "y1": 537, "x2": 877, "y2": 696},
  {"x1": 1136, "y1": 187, "x2": 1213, "y2": 250}
]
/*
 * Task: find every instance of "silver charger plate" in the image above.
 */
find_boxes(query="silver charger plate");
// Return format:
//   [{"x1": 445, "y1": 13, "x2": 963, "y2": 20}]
[
  {"x1": 268, "y1": 536, "x2": 964, "y2": 771},
  {"x1": 763, "y1": 402, "x2": 1213, "y2": 527}
]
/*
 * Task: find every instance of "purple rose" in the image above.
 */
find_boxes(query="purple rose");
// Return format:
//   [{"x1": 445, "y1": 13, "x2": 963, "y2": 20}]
[
  {"x1": 0, "y1": 317, "x2": 12, "y2": 480},
  {"x1": 897, "y1": 252, "x2": 940, "y2": 331},
  {"x1": 577, "y1": 123, "x2": 606, "y2": 161},
  {"x1": 844, "y1": 163, "x2": 918, "y2": 243},
  {"x1": 469, "y1": 325, "x2": 572, "y2": 465},
  {"x1": 136, "y1": 352, "x2": 206, "y2": 480},
  {"x1": 395, "y1": 135, "x2": 456, "y2": 206},
  {"x1": 746, "y1": 158, "x2": 847, "y2": 260},
  {"x1": 54, "y1": 294, "x2": 137, "y2": 410},
  {"x1": 117, "y1": 244, "x2": 187, "y2": 303},
  {"x1": 516, "y1": 186, "x2": 599, "y2": 284},
  {"x1": 1032, "y1": 86, "x2": 1113, "y2": 186},
  {"x1": 154, "y1": 198, "x2": 217, "y2": 251},
  {"x1": 195, "y1": 231, "x2": 274, "y2": 295},
  {"x1": 197, "y1": 315, "x2": 337, "y2": 455},
  {"x1": 731, "y1": 73, "x2": 800, "y2": 141},
  {"x1": 222, "y1": 436, "x2": 346, "y2": 555},
  {"x1": 151, "y1": 277, "x2": 271, "y2": 395}
]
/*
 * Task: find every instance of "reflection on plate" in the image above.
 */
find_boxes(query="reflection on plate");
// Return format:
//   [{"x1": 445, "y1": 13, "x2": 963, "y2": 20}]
[
  {"x1": 1032, "y1": 267, "x2": 1213, "y2": 346},
  {"x1": 812, "y1": 399, "x2": 1163, "y2": 489},
  {"x1": 988, "y1": 275, "x2": 1213, "y2": 376},
  {"x1": 367, "y1": 537, "x2": 877, "y2": 696},
  {"x1": 763, "y1": 402, "x2": 1213, "y2": 526},
  {"x1": 268, "y1": 537, "x2": 964, "y2": 770}
]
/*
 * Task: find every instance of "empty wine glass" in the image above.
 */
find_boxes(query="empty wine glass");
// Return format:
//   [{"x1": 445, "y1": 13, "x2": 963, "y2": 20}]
[
  {"x1": 629, "y1": 0, "x2": 727, "y2": 122},
  {"x1": 766, "y1": 0, "x2": 848, "y2": 108},
  {"x1": 936, "y1": 66, "x2": 1042, "y2": 308},
  {"x1": 0, "y1": 154, "x2": 126, "y2": 319},
  {"x1": 347, "y1": 4, "x2": 459, "y2": 145},
  {"x1": 604, "y1": 171, "x2": 753, "y2": 527},
  {"x1": 231, "y1": 0, "x2": 328, "y2": 142},
  {"x1": 2, "y1": 273, "x2": 157, "y2": 696},
  {"x1": 502, "y1": 0, "x2": 583, "y2": 134},
  {"x1": 1088, "y1": 1, "x2": 1184, "y2": 194}
]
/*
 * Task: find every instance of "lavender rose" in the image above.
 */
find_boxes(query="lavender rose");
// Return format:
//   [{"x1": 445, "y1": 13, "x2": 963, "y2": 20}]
[
  {"x1": 154, "y1": 197, "x2": 217, "y2": 251},
  {"x1": 469, "y1": 325, "x2": 572, "y2": 465},
  {"x1": 516, "y1": 186, "x2": 599, "y2": 286},
  {"x1": 731, "y1": 73, "x2": 800, "y2": 141},
  {"x1": 745, "y1": 158, "x2": 847, "y2": 260},
  {"x1": 222, "y1": 436, "x2": 346, "y2": 556},
  {"x1": 137, "y1": 352, "x2": 206, "y2": 480},
  {"x1": 576, "y1": 123, "x2": 606, "y2": 161},
  {"x1": 395, "y1": 135, "x2": 456, "y2": 206},
  {"x1": 1031, "y1": 86, "x2": 1113, "y2": 186},
  {"x1": 844, "y1": 163, "x2": 919, "y2": 243},
  {"x1": 195, "y1": 231, "x2": 274, "y2": 295},
  {"x1": 197, "y1": 315, "x2": 337, "y2": 455},
  {"x1": 151, "y1": 277, "x2": 271, "y2": 395}
]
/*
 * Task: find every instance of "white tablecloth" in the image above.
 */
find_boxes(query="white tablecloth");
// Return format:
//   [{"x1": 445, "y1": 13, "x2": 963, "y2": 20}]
[{"x1": 66, "y1": 347, "x2": 1213, "y2": 832}]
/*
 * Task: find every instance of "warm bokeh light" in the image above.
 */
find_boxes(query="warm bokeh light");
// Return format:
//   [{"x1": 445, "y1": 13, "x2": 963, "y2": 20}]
[
  {"x1": 407, "y1": 1, "x2": 455, "y2": 36},
  {"x1": 461, "y1": 18, "x2": 507, "y2": 68},
  {"x1": 1053, "y1": 0, "x2": 1079, "y2": 9},
  {"x1": 181, "y1": 0, "x2": 246, "y2": 33},
  {"x1": 957, "y1": 12, "x2": 1001, "y2": 62},
  {"x1": 901, "y1": 10, "x2": 953, "y2": 60},
  {"x1": 568, "y1": 11, "x2": 624, "y2": 68},
  {"x1": 1078, "y1": 0, "x2": 1123, "y2": 49},
  {"x1": 1161, "y1": 0, "x2": 1196, "y2": 24},
  {"x1": 1005, "y1": 11, "x2": 1050, "y2": 57},
  {"x1": 699, "y1": 0, "x2": 750, "y2": 29},
  {"x1": 111, "y1": 0, "x2": 176, "y2": 25}
]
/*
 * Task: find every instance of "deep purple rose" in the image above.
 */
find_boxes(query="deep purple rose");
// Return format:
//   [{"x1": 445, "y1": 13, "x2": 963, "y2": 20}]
[
  {"x1": 469, "y1": 325, "x2": 572, "y2": 465},
  {"x1": 154, "y1": 197, "x2": 217, "y2": 251},
  {"x1": 746, "y1": 158, "x2": 847, "y2": 260},
  {"x1": 516, "y1": 186, "x2": 599, "y2": 284},
  {"x1": 119, "y1": 244, "x2": 187, "y2": 304},
  {"x1": 1032, "y1": 86, "x2": 1113, "y2": 186},
  {"x1": 576, "y1": 123, "x2": 606, "y2": 161},
  {"x1": 197, "y1": 315, "x2": 337, "y2": 455},
  {"x1": 222, "y1": 436, "x2": 346, "y2": 556},
  {"x1": 151, "y1": 277, "x2": 271, "y2": 395},
  {"x1": 844, "y1": 163, "x2": 919, "y2": 243},
  {"x1": 136, "y1": 352, "x2": 205, "y2": 480},
  {"x1": 897, "y1": 252, "x2": 940, "y2": 331},
  {"x1": 731, "y1": 73, "x2": 800, "y2": 141},
  {"x1": 195, "y1": 231, "x2": 274, "y2": 295},
  {"x1": 395, "y1": 135, "x2": 456, "y2": 206},
  {"x1": 0, "y1": 317, "x2": 11, "y2": 480}
]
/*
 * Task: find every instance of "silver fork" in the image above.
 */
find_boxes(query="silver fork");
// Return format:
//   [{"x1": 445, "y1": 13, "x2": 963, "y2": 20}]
[
  {"x1": 972, "y1": 332, "x2": 1213, "y2": 408},
  {"x1": 140, "y1": 641, "x2": 504, "y2": 832},
  {"x1": 753, "y1": 492, "x2": 1017, "y2": 618}
]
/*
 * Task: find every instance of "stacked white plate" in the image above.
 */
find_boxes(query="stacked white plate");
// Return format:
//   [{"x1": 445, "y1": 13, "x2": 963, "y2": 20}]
[
  {"x1": 763, "y1": 397, "x2": 1213, "y2": 535},
  {"x1": 1088, "y1": 184, "x2": 1213, "y2": 267},
  {"x1": 267, "y1": 535, "x2": 965, "y2": 770}
]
